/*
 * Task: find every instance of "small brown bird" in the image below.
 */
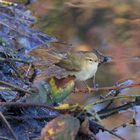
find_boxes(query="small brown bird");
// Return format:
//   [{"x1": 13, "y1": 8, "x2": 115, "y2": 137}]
[
  {"x1": 56, "y1": 52, "x2": 99, "y2": 80},
  {"x1": 55, "y1": 51, "x2": 100, "y2": 87},
  {"x1": 29, "y1": 48, "x2": 102, "y2": 87}
]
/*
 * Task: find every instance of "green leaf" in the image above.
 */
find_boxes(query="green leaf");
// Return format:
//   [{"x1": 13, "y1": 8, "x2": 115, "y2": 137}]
[
  {"x1": 26, "y1": 77, "x2": 75, "y2": 105},
  {"x1": 49, "y1": 77, "x2": 75, "y2": 103}
]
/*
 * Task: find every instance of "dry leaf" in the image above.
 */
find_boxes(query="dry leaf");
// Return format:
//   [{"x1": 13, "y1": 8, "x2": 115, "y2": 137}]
[
  {"x1": 41, "y1": 114, "x2": 80, "y2": 140},
  {"x1": 101, "y1": 111, "x2": 134, "y2": 130}
]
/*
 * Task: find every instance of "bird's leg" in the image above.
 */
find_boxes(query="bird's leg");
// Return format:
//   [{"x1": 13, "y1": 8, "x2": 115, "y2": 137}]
[
  {"x1": 93, "y1": 75, "x2": 96, "y2": 88},
  {"x1": 83, "y1": 81, "x2": 91, "y2": 93}
]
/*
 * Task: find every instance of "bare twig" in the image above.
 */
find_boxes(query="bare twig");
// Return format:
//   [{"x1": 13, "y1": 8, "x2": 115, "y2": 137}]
[
  {"x1": 90, "y1": 120, "x2": 125, "y2": 140},
  {"x1": 54, "y1": 41, "x2": 72, "y2": 46},
  {"x1": 84, "y1": 95, "x2": 140, "y2": 110},
  {"x1": 0, "y1": 102, "x2": 59, "y2": 112},
  {"x1": 101, "y1": 91, "x2": 120, "y2": 110},
  {"x1": 75, "y1": 82, "x2": 140, "y2": 93},
  {"x1": 0, "y1": 0, "x2": 17, "y2": 6},
  {"x1": 0, "y1": 86, "x2": 13, "y2": 91},
  {"x1": 0, "y1": 112, "x2": 18, "y2": 140},
  {"x1": 103, "y1": 127, "x2": 125, "y2": 140},
  {"x1": 0, "y1": 57, "x2": 30, "y2": 64},
  {"x1": 25, "y1": 63, "x2": 32, "y2": 77},
  {"x1": 5, "y1": 115, "x2": 57, "y2": 121},
  {"x1": 0, "y1": 135, "x2": 14, "y2": 140},
  {"x1": 98, "y1": 98, "x2": 140, "y2": 119},
  {"x1": 0, "y1": 80, "x2": 32, "y2": 95}
]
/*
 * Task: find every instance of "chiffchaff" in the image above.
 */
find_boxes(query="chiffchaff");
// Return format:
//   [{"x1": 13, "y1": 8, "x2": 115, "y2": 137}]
[{"x1": 56, "y1": 51, "x2": 100, "y2": 87}]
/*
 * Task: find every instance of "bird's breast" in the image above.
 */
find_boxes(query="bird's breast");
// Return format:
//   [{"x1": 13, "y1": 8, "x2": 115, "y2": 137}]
[{"x1": 74, "y1": 63, "x2": 98, "y2": 81}]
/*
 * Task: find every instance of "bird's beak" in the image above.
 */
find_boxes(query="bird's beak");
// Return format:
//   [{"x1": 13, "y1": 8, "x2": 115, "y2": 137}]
[{"x1": 98, "y1": 56, "x2": 112, "y2": 66}]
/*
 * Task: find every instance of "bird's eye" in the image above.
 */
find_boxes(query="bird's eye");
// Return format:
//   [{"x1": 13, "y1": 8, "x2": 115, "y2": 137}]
[{"x1": 88, "y1": 59, "x2": 93, "y2": 62}]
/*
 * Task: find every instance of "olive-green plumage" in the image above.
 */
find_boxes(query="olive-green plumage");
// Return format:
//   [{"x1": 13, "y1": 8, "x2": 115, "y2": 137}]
[{"x1": 56, "y1": 52, "x2": 100, "y2": 81}]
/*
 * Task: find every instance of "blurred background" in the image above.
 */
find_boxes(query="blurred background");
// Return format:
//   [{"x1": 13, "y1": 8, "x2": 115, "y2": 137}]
[
  {"x1": 27, "y1": 0, "x2": 140, "y2": 85},
  {"x1": 9, "y1": 0, "x2": 140, "y2": 139}
]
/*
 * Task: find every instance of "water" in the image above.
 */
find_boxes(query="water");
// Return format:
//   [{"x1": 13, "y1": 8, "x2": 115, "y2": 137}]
[{"x1": 29, "y1": 0, "x2": 140, "y2": 139}]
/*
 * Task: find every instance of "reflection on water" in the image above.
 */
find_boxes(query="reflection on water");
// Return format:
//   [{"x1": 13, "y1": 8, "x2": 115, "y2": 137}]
[
  {"x1": 31, "y1": 0, "x2": 140, "y2": 81},
  {"x1": 28, "y1": 0, "x2": 140, "y2": 139}
]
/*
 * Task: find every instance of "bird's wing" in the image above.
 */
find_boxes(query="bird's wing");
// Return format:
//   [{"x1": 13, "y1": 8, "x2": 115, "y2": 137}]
[{"x1": 56, "y1": 53, "x2": 82, "y2": 71}]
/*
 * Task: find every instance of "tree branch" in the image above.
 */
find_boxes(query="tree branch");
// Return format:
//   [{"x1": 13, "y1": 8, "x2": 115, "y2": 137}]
[
  {"x1": 75, "y1": 82, "x2": 140, "y2": 93},
  {"x1": 0, "y1": 102, "x2": 59, "y2": 112},
  {"x1": 0, "y1": 80, "x2": 32, "y2": 95},
  {"x1": 84, "y1": 95, "x2": 140, "y2": 110}
]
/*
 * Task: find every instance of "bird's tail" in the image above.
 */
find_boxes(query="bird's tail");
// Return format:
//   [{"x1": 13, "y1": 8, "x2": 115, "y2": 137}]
[{"x1": 29, "y1": 47, "x2": 64, "y2": 63}]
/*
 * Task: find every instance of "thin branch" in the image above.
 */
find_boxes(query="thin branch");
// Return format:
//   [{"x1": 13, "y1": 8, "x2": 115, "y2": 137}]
[
  {"x1": 103, "y1": 127, "x2": 125, "y2": 140},
  {"x1": 0, "y1": 0, "x2": 17, "y2": 6},
  {"x1": 0, "y1": 57, "x2": 30, "y2": 64},
  {"x1": 5, "y1": 115, "x2": 57, "y2": 121},
  {"x1": 0, "y1": 135, "x2": 14, "y2": 140},
  {"x1": 84, "y1": 95, "x2": 140, "y2": 110},
  {"x1": 25, "y1": 63, "x2": 32, "y2": 77},
  {"x1": 0, "y1": 86, "x2": 13, "y2": 91},
  {"x1": 100, "y1": 91, "x2": 120, "y2": 111},
  {"x1": 75, "y1": 82, "x2": 140, "y2": 93},
  {"x1": 54, "y1": 41, "x2": 72, "y2": 46},
  {"x1": 0, "y1": 102, "x2": 59, "y2": 112},
  {"x1": 0, "y1": 112, "x2": 18, "y2": 140},
  {"x1": 0, "y1": 80, "x2": 32, "y2": 95},
  {"x1": 90, "y1": 120, "x2": 125, "y2": 140},
  {"x1": 98, "y1": 98, "x2": 140, "y2": 119}
]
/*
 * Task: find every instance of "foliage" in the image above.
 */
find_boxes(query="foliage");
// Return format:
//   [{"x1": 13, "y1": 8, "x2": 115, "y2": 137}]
[
  {"x1": 27, "y1": 77, "x2": 74, "y2": 105},
  {"x1": 0, "y1": 1, "x2": 140, "y2": 140}
]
